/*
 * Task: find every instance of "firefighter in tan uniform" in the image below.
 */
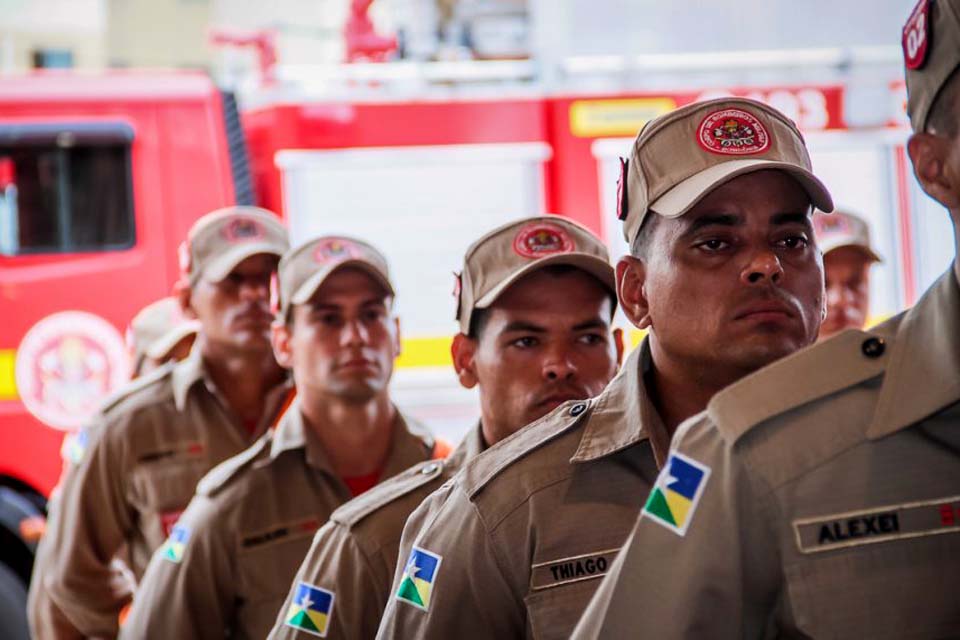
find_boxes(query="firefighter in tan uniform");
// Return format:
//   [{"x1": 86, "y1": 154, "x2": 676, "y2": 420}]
[
  {"x1": 814, "y1": 209, "x2": 882, "y2": 339},
  {"x1": 573, "y1": 2, "x2": 960, "y2": 638},
  {"x1": 25, "y1": 296, "x2": 201, "y2": 639},
  {"x1": 268, "y1": 216, "x2": 623, "y2": 640},
  {"x1": 28, "y1": 206, "x2": 291, "y2": 639},
  {"x1": 123, "y1": 236, "x2": 439, "y2": 639},
  {"x1": 376, "y1": 97, "x2": 833, "y2": 640}
]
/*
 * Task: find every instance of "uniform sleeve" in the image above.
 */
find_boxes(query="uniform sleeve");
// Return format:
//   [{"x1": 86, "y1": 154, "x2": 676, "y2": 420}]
[
  {"x1": 120, "y1": 494, "x2": 234, "y2": 640},
  {"x1": 375, "y1": 482, "x2": 524, "y2": 640},
  {"x1": 571, "y1": 415, "x2": 783, "y2": 640},
  {"x1": 41, "y1": 418, "x2": 135, "y2": 637},
  {"x1": 268, "y1": 520, "x2": 386, "y2": 640}
]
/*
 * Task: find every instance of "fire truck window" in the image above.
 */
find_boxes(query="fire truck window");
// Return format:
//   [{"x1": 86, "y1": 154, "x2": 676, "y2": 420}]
[{"x1": 0, "y1": 144, "x2": 134, "y2": 255}]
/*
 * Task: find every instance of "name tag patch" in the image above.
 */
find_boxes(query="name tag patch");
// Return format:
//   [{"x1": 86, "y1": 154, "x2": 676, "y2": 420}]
[
  {"x1": 530, "y1": 548, "x2": 620, "y2": 591},
  {"x1": 241, "y1": 517, "x2": 322, "y2": 549},
  {"x1": 794, "y1": 495, "x2": 960, "y2": 554}
]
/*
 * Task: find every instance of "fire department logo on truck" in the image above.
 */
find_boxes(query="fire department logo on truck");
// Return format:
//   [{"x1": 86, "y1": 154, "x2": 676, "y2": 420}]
[
  {"x1": 697, "y1": 108, "x2": 770, "y2": 156},
  {"x1": 15, "y1": 311, "x2": 130, "y2": 431}
]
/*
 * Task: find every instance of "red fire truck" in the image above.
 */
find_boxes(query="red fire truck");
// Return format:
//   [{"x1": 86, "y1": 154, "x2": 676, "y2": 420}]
[{"x1": 0, "y1": 63, "x2": 946, "y2": 630}]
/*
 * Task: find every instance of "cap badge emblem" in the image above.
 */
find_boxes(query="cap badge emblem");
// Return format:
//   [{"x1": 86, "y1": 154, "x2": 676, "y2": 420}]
[
  {"x1": 314, "y1": 238, "x2": 361, "y2": 264},
  {"x1": 221, "y1": 217, "x2": 265, "y2": 242},
  {"x1": 902, "y1": 0, "x2": 930, "y2": 70},
  {"x1": 513, "y1": 223, "x2": 575, "y2": 259},
  {"x1": 697, "y1": 108, "x2": 770, "y2": 155}
]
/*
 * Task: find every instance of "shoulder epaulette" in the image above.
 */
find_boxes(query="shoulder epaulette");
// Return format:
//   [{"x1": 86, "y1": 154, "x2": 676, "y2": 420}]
[
  {"x1": 708, "y1": 322, "x2": 899, "y2": 444},
  {"x1": 97, "y1": 363, "x2": 175, "y2": 416},
  {"x1": 332, "y1": 458, "x2": 446, "y2": 528},
  {"x1": 197, "y1": 435, "x2": 271, "y2": 497},
  {"x1": 460, "y1": 399, "x2": 592, "y2": 499}
]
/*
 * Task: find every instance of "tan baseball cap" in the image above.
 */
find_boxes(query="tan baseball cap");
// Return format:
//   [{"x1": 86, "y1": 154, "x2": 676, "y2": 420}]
[
  {"x1": 125, "y1": 297, "x2": 200, "y2": 366},
  {"x1": 813, "y1": 210, "x2": 882, "y2": 262},
  {"x1": 180, "y1": 206, "x2": 289, "y2": 286},
  {"x1": 456, "y1": 216, "x2": 616, "y2": 334},
  {"x1": 904, "y1": 0, "x2": 960, "y2": 132},
  {"x1": 277, "y1": 236, "x2": 394, "y2": 319},
  {"x1": 617, "y1": 97, "x2": 834, "y2": 246}
]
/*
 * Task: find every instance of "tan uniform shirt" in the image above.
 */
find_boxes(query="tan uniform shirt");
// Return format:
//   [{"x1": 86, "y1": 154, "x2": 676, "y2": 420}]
[
  {"x1": 30, "y1": 354, "x2": 290, "y2": 638},
  {"x1": 121, "y1": 401, "x2": 436, "y2": 640},
  {"x1": 267, "y1": 425, "x2": 485, "y2": 640},
  {"x1": 375, "y1": 342, "x2": 669, "y2": 640},
  {"x1": 574, "y1": 268, "x2": 960, "y2": 640}
]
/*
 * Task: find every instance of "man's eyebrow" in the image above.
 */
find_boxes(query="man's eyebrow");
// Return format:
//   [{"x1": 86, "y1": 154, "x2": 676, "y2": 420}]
[
  {"x1": 771, "y1": 212, "x2": 813, "y2": 226},
  {"x1": 685, "y1": 213, "x2": 741, "y2": 234},
  {"x1": 501, "y1": 321, "x2": 547, "y2": 334},
  {"x1": 572, "y1": 318, "x2": 608, "y2": 332}
]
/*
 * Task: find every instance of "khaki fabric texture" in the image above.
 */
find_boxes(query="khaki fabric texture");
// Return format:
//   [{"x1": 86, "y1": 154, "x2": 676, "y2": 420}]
[
  {"x1": 122, "y1": 403, "x2": 435, "y2": 640},
  {"x1": 278, "y1": 236, "x2": 394, "y2": 319},
  {"x1": 28, "y1": 352, "x2": 291, "y2": 638},
  {"x1": 182, "y1": 206, "x2": 288, "y2": 286},
  {"x1": 375, "y1": 342, "x2": 670, "y2": 640},
  {"x1": 621, "y1": 97, "x2": 833, "y2": 245},
  {"x1": 457, "y1": 216, "x2": 615, "y2": 334},
  {"x1": 814, "y1": 209, "x2": 882, "y2": 261},
  {"x1": 267, "y1": 426, "x2": 485, "y2": 640},
  {"x1": 905, "y1": 0, "x2": 960, "y2": 131},
  {"x1": 574, "y1": 269, "x2": 960, "y2": 639}
]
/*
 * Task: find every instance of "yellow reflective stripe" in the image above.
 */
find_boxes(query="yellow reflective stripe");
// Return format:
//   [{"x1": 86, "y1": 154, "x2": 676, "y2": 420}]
[
  {"x1": 396, "y1": 336, "x2": 453, "y2": 369},
  {"x1": 0, "y1": 349, "x2": 16, "y2": 401}
]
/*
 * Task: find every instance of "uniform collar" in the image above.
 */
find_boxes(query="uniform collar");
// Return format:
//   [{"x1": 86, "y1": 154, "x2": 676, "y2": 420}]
[
  {"x1": 570, "y1": 339, "x2": 667, "y2": 465},
  {"x1": 449, "y1": 422, "x2": 486, "y2": 468},
  {"x1": 171, "y1": 348, "x2": 207, "y2": 411},
  {"x1": 867, "y1": 268, "x2": 960, "y2": 440},
  {"x1": 268, "y1": 403, "x2": 435, "y2": 476}
]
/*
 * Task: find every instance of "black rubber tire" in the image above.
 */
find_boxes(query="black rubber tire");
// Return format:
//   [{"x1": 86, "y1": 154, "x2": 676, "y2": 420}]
[{"x1": 0, "y1": 561, "x2": 29, "y2": 640}]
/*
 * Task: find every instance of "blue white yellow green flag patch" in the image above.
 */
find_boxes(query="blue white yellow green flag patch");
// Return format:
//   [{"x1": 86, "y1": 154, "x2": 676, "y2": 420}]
[
  {"x1": 643, "y1": 451, "x2": 711, "y2": 536},
  {"x1": 160, "y1": 524, "x2": 191, "y2": 564},
  {"x1": 284, "y1": 581, "x2": 335, "y2": 637},
  {"x1": 395, "y1": 546, "x2": 442, "y2": 611}
]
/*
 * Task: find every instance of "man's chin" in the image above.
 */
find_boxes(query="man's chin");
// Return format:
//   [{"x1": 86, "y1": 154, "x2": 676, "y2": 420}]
[{"x1": 728, "y1": 338, "x2": 809, "y2": 373}]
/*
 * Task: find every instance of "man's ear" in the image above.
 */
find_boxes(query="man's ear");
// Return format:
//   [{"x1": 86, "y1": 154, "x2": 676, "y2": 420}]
[
  {"x1": 907, "y1": 132, "x2": 960, "y2": 210},
  {"x1": 617, "y1": 256, "x2": 652, "y2": 330},
  {"x1": 612, "y1": 327, "x2": 625, "y2": 367},
  {"x1": 271, "y1": 321, "x2": 295, "y2": 370},
  {"x1": 391, "y1": 316, "x2": 402, "y2": 359},
  {"x1": 175, "y1": 280, "x2": 197, "y2": 320},
  {"x1": 451, "y1": 333, "x2": 479, "y2": 390}
]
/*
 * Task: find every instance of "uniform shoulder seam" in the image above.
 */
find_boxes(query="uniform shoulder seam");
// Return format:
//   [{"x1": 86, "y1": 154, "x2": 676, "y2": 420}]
[
  {"x1": 332, "y1": 458, "x2": 445, "y2": 527},
  {"x1": 459, "y1": 400, "x2": 589, "y2": 499},
  {"x1": 197, "y1": 435, "x2": 271, "y2": 497},
  {"x1": 708, "y1": 323, "x2": 897, "y2": 443},
  {"x1": 98, "y1": 364, "x2": 175, "y2": 415}
]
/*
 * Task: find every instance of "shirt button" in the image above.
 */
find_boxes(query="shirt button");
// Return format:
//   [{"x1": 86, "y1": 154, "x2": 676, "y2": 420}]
[
  {"x1": 569, "y1": 402, "x2": 587, "y2": 417},
  {"x1": 421, "y1": 462, "x2": 440, "y2": 475},
  {"x1": 861, "y1": 337, "x2": 885, "y2": 358}
]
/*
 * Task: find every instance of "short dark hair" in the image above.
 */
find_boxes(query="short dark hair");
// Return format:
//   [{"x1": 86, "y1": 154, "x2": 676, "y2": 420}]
[
  {"x1": 927, "y1": 65, "x2": 960, "y2": 137},
  {"x1": 466, "y1": 264, "x2": 616, "y2": 340},
  {"x1": 629, "y1": 211, "x2": 662, "y2": 259}
]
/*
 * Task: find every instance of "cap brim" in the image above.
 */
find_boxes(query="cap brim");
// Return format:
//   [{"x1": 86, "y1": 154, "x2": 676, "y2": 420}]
[
  {"x1": 290, "y1": 259, "x2": 396, "y2": 307},
  {"x1": 474, "y1": 253, "x2": 616, "y2": 311},
  {"x1": 821, "y1": 239, "x2": 882, "y2": 263},
  {"x1": 144, "y1": 322, "x2": 201, "y2": 359},
  {"x1": 650, "y1": 159, "x2": 834, "y2": 219},
  {"x1": 203, "y1": 242, "x2": 287, "y2": 283}
]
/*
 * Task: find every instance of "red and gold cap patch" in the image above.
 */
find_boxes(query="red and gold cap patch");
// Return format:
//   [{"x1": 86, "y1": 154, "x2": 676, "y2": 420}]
[
  {"x1": 221, "y1": 217, "x2": 266, "y2": 242},
  {"x1": 697, "y1": 108, "x2": 770, "y2": 156},
  {"x1": 513, "y1": 222, "x2": 575, "y2": 259},
  {"x1": 814, "y1": 213, "x2": 852, "y2": 237},
  {"x1": 314, "y1": 238, "x2": 362, "y2": 264},
  {"x1": 902, "y1": 0, "x2": 930, "y2": 70}
]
